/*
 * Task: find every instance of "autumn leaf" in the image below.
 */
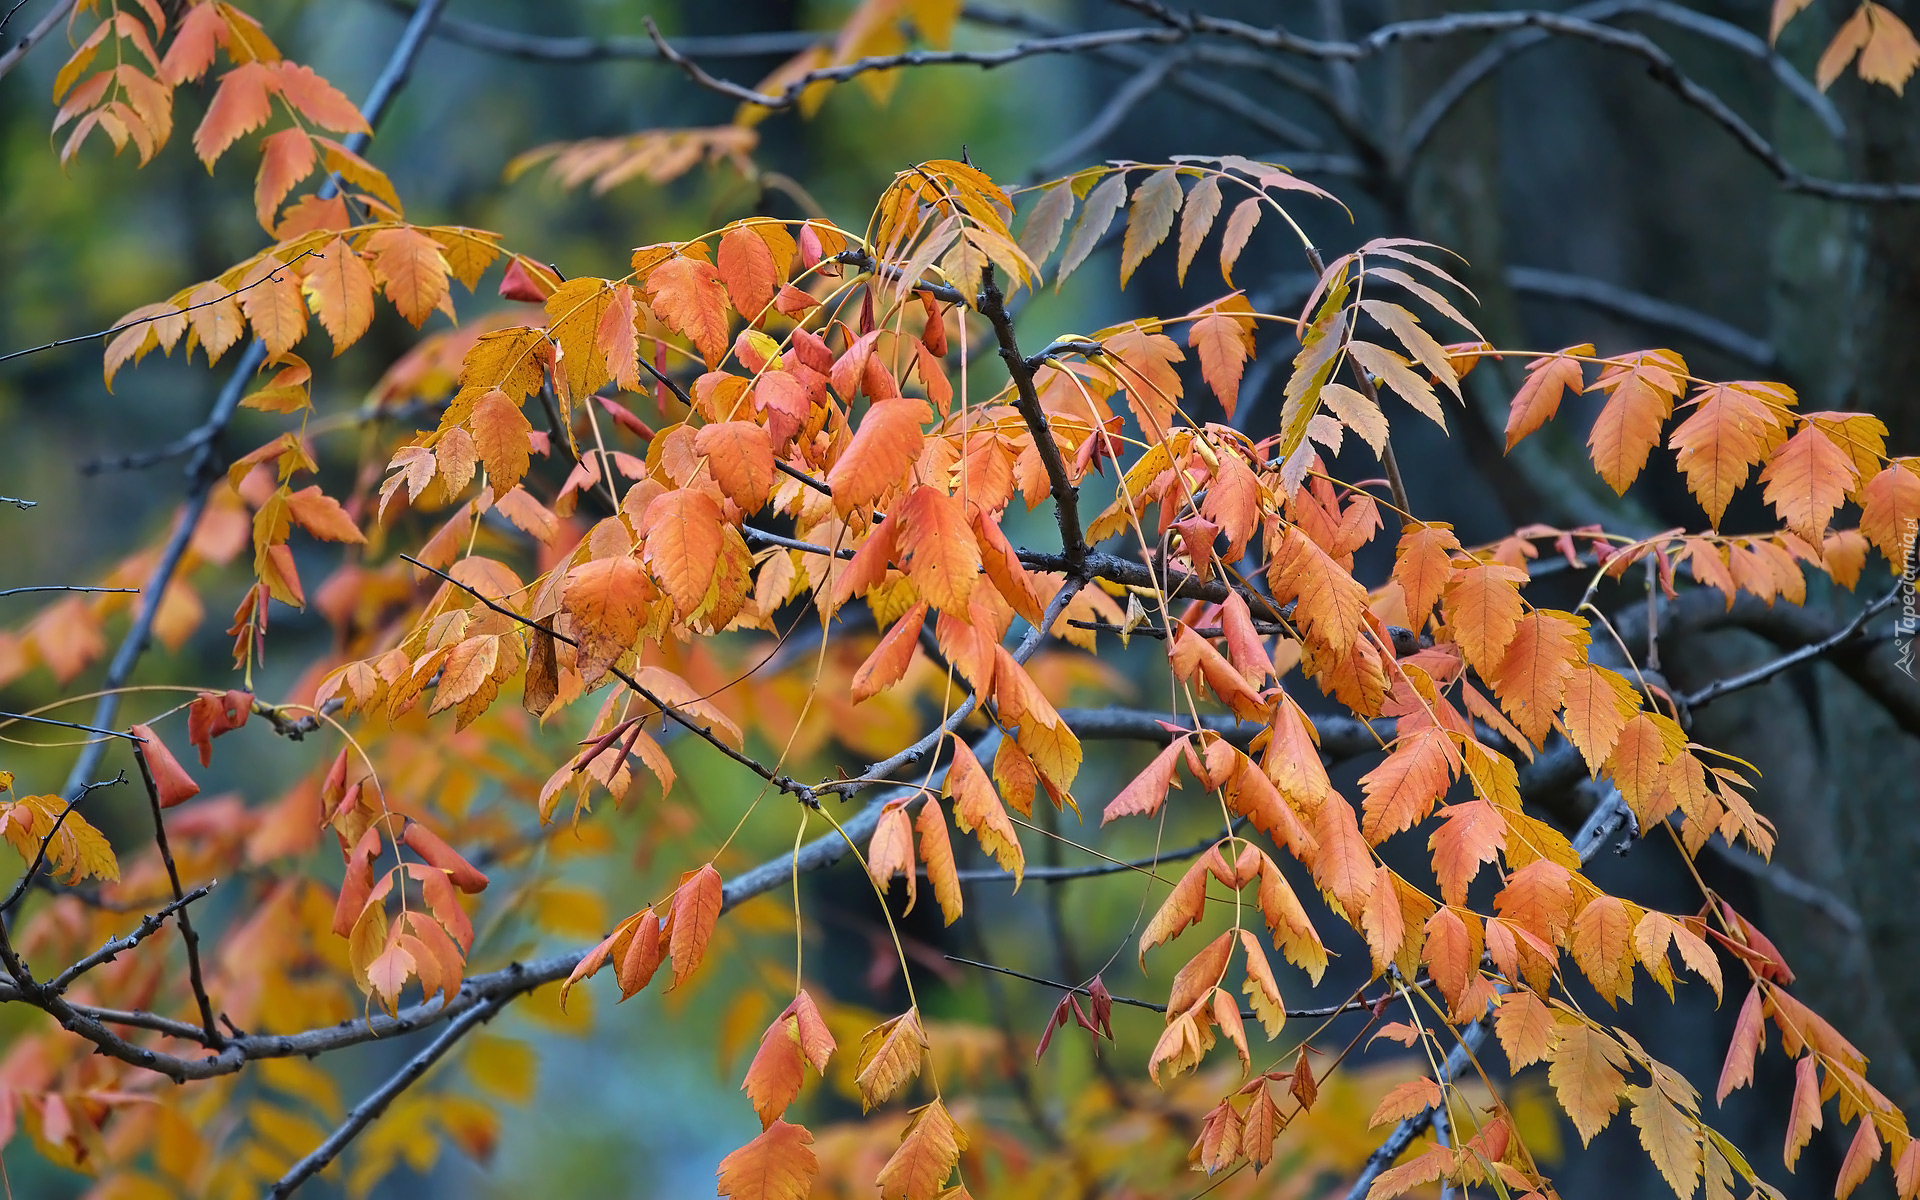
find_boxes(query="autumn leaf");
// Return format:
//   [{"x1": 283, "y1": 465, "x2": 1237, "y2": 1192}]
[
  {"x1": 366, "y1": 226, "x2": 452, "y2": 328},
  {"x1": 856, "y1": 1008, "x2": 928, "y2": 1112},
  {"x1": 1189, "y1": 294, "x2": 1257, "y2": 417},
  {"x1": 716, "y1": 1121, "x2": 818, "y2": 1200},
  {"x1": 1505, "y1": 349, "x2": 1588, "y2": 450},
  {"x1": 697, "y1": 421, "x2": 776, "y2": 513},
  {"x1": 643, "y1": 488, "x2": 727, "y2": 618},
  {"x1": 469, "y1": 390, "x2": 532, "y2": 493},
  {"x1": 1120, "y1": 167, "x2": 1182, "y2": 287},
  {"x1": 1757, "y1": 422, "x2": 1858, "y2": 543},
  {"x1": 1548, "y1": 1021, "x2": 1629, "y2": 1145},
  {"x1": 1102, "y1": 738, "x2": 1185, "y2": 825},
  {"x1": 1626, "y1": 1084, "x2": 1703, "y2": 1199},
  {"x1": 829, "y1": 395, "x2": 931, "y2": 517},
  {"x1": 1668, "y1": 383, "x2": 1787, "y2": 528},
  {"x1": 304, "y1": 237, "x2": 376, "y2": 353},
  {"x1": 646, "y1": 253, "x2": 731, "y2": 368},
  {"x1": 131, "y1": 723, "x2": 199, "y2": 808},
  {"x1": 877, "y1": 1099, "x2": 967, "y2": 1200},
  {"x1": 1588, "y1": 350, "x2": 1685, "y2": 494},
  {"x1": 917, "y1": 799, "x2": 963, "y2": 925},
  {"x1": 895, "y1": 485, "x2": 979, "y2": 613},
  {"x1": 947, "y1": 738, "x2": 1023, "y2": 885},
  {"x1": 668, "y1": 863, "x2": 723, "y2": 987},
  {"x1": 1359, "y1": 728, "x2": 1454, "y2": 844}
]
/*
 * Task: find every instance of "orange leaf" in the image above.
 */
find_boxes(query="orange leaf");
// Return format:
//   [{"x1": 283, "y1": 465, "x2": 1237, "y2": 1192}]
[
  {"x1": 853, "y1": 600, "x2": 926, "y2": 703},
  {"x1": 716, "y1": 1120, "x2": 818, "y2": 1200},
  {"x1": 1394, "y1": 522, "x2": 1460, "y2": 629},
  {"x1": 284, "y1": 485, "x2": 365, "y2": 543},
  {"x1": 1626, "y1": 1083, "x2": 1703, "y2": 1198},
  {"x1": 718, "y1": 224, "x2": 779, "y2": 324},
  {"x1": 1444, "y1": 557, "x2": 1529, "y2": 678},
  {"x1": 916, "y1": 799, "x2": 963, "y2": 925},
  {"x1": 1359, "y1": 727, "x2": 1454, "y2": 844},
  {"x1": 668, "y1": 863, "x2": 723, "y2": 987},
  {"x1": 743, "y1": 1014, "x2": 807, "y2": 1129},
  {"x1": 1505, "y1": 349, "x2": 1587, "y2": 450},
  {"x1": 1101, "y1": 738, "x2": 1185, "y2": 825},
  {"x1": 855, "y1": 1008, "x2": 928, "y2": 1112},
  {"x1": 1784, "y1": 1053, "x2": 1823, "y2": 1170},
  {"x1": 1716, "y1": 984, "x2": 1764, "y2": 1103},
  {"x1": 1491, "y1": 609, "x2": 1590, "y2": 747},
  {"x1": 366, "y1": 225, "x2": 451, "y2": 328},
  {"x1": 1547, "y1": 1022, "x2": 1628, "y2": 1146},
  {"x1": 827, "y1": 395, "x2": 930, "y2": 517},
  {"x1": 131, "y1": 723, "x2": 200, "y2": 808},
  {"x1": 269, "y1": 62, "x2": 369, "y2": 134},
  {"x1": 1560, "y1": 663, "x2": 1639, "y2": 774},
  {"x1": 254, "y1": 128, "x2": 316, "y2": 230},
  {"x1": 643, "y1": 488, "x2": 727, "y2": 618},
  {"x1": 1309, "y1": 797, "x2": 1374, "y2": 916},
  {"x1": 402, "y1": 820, "x2": 489, "y2": 893},
  {"x1": 696, "y1": 421, "x2": 776, "y2": 513},
  {"x1": 1267, "y1": 525, "x2": 1367, "y2": 655},
  {"x1": 1141, "y1": 858, "x2": 1212, "y2": 964},
  {"x1": 1238, "y1": 929, "x2": 1286, "y2": 1038},
  {"x1": 1668, "y1": 383, "x2": 1787, "y2": 528},
  {"x1": 1256, "y1": 854, "x2": 1327, "y2": 983},
  {"x1": 646, "y1": 253, "x2": 731, "y2": 368},
  {"x1": 868, "y1": 801, "x2": 917, "y2": 912},
  {"x1": 946, "y1": 739, "x2": 1023, "y2": 885},
  {"x1": 1859, "y1": 462, "x2": 1920, "y2": 565},
  {"x1": 895, "y1": 485, "x2": 980, "y2": 613},
  {"x1": 562, "y1": 556, "x2": 653, "y2": 685},
  {"x1": 1493, "y1": 989, "x2": 1556, "y2": 1070},
  {"x1": 304, "y1": 237, "x2": 376, "y2": 353},
  {"x1": 876, "y1": 1099, "x2": 966, "y2": 1200},
  {"x1": 1587, "y1": 350, "x2": 1684, "y2": 494},
  {"x1": 470, "y1": 389, "x2": 532, "y2": 493},
  {"x1": 1569, "y1": 895, "x2": 1634, "y2": 1004},
  {"x1": 193, "y1": 61, "x2": 274, "y2": 165},
  {"x1": 1369, "y1": 1078, "x2": 1443, "y2": 1128},
  {"x1": 1188, "y1": 295, "x2": 1256, "y2": 417},
  {"x1": 1428, "y1": 800, "x2": 1506, "y2": 907},
  {"x1": 1758, "y1": 422, "x2": 1858, "y2": 543}
]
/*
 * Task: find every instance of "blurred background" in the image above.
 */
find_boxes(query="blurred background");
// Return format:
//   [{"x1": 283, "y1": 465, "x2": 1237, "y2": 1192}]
[{"x1": 2, "y1": 0, "x2": 1918, "y2": 1197}]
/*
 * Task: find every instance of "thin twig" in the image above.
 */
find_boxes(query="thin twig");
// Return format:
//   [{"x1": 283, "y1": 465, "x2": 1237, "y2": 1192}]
[
  {"x1": 1, "y1": 712, "x2": 149, "y2": 741},
  {"x1": 49, "y1": 883, "x2": 216, "y2": 992},
  {"x1": 1680, "y1": 582, "x2": 1902, "y2": 712},
  {"x1": 0, "y1": 252, "x2": 316, "y2": 369},
  {"x1": 130, "y1": 742, "x2": 220, "y2": 1046},
  {"x1": 0, "y1": 585, "x2": 139, "y2": 599},
  {"x1": 947, "y1": 954, "x2": 1432, "y2": 1021},
  {"x1": 266, "y1": 993, "x2": 509, "y2": 1198}
]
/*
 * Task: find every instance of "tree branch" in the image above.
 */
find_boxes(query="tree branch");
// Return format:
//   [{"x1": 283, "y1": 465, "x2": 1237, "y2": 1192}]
[
  {"x1": 266, "y1": 992, "x2": 509, "y2": 1198},
  {"x1": 1506, "y1": 264, "x2": 1775, "y2": 367},
  {"x1": 0, "y1": 0, "x2": 75, "y2": 84},
  {"x1": 48, "y1": 883, "x2": 215, "y2": 992}
]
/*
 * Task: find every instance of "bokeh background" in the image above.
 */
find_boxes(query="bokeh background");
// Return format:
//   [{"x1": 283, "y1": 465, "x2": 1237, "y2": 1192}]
[{"x1": 3, "y1": 0, "x2": 1918, "y2": 1197}]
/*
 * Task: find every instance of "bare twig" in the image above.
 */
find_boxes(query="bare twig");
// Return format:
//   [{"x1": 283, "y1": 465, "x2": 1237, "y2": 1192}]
[
  {"x1": 2, "y1": 712, "x2": 149, "y2": 742},
  {"x1": 130, "y1": 742, "x2": 220, "y2": 1046},
  {"x1": 1680, "y1": 582, "x2": 1902, "y2": 712},
  {"x1": 981, "y1": 269, "x2": 1089, "y2": 571},
  {"x1": 375, "y1": 0, "x2": 819, "y2": 61},
  {"x1": 0, "y1": 585, "x2": 139, "y2": 599},
  {"x1": 267, "y1": 992, "x2": 509, "y2": 1198},
  {"x1": 1032, "y1": 52, "x2": 1189, "y2": 178},
  {"x1": 948, "y1": 954, "x2": 1433, "y2": 1021},
  {"x1": 1401, "y1": 0, "x2": 1843, "y2": 166},
  {"x1": 644, "y1": 15, "x2": 1179, "y2": 110},
  {"x1": 48, "y1": 883, "x2": 216, "y2": 992}
]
